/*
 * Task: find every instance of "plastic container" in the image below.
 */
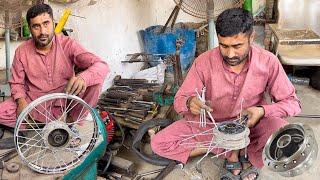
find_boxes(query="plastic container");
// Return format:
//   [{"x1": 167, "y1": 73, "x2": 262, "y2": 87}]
[{"x1": 139, "y1": 25, "x2": 196, "y2": 73}]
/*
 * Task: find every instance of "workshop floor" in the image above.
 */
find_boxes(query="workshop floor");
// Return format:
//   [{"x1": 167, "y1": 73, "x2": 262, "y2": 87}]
[
  {"x1": 120, "y1": 84, "x2": 320, "y2": 180},
  {"x1": 0, "y1": 72, "x2": 319, "y2": 179}
]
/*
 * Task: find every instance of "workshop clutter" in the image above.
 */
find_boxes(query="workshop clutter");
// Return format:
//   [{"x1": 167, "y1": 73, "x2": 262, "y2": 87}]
[
  {"x1": 97, "y1": 75, "x2": 161, "y2": 130},
  {"x1": 139, "y1": 25, "x2": 196, "y2": 73}
]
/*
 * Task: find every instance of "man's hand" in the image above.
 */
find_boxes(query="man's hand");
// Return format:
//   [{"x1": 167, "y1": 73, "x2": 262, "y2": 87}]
[
  {"x1": 187, "y1": 96, "x2": 212, "y2": 115},
  {"x1": 241, "y1": 106, "x2": 265, "y2": 128},
  {"x1": 16, "y1": 98, "x2": 28, "y2": 117},
  {"x1": 66, "y1": 76, "x2": 87, "y2": 95}
]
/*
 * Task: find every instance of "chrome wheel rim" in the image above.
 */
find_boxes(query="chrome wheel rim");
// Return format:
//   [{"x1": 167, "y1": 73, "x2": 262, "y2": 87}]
[{"x1": 14, "y1": 93, "x2": 98, "y2": 174}]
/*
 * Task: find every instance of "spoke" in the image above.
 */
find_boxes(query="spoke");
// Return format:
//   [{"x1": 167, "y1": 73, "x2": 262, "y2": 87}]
[
  {"x1": 211, "y1": 149, "x2": 232, "y2": 159},
  {"x1": 17, "y1": 135, "x2": 42, "y2": 142},
  {"x1": 35, "y1": 141, "x2": 47, "y2": 166},
  {"x1": 63, "y1": 99, "x2": 75, "y2": 116},
  {"x1": 40, "y1": 149, "x2": 48, "y2": 170},
  {"x1": 54, "y1": 150, "x2": 68, "y2": 168},
  {"x1": 18, "y1": 129, "x2": 42, "y2": 150},
  {"x1": 19, "y1": 128, "x2": 44, "y2": 131},
  {"x1": 52, "y1": 151, "x2": 63, "y2": 170},
  {"x1": 26, "y1": 147, "x2": 47, "y2": 162},
  {"x1": 64, "y1": 101, "x2": 79, "y2": 118},
  {"x1": 38, "y1": 102, "x2": 57, "y2": 123},
  {"x1": 33, "y1": 106, "x2": 55, "y2": 123},
  {"x1": 73, "y1": 105, "x2": 86, "y2": 123},
  {"x1": 20, "y1": 138, "x2": 44, "y2": 156},
  {"x1": 64, "y1": 148, "x2": 80, "y2": 163},
  {"x1": 21, "y1": 116, "x2": 41, "y2": 136},
  {"x1": 59, "y1": 98, "x2": 66, "y2": 118},
  {"x1": 18, "y1": 142, "x2": 49, "y2": 150},
  {"x1": 27, "y1": 112, "x2": 41, "y2": 130}
]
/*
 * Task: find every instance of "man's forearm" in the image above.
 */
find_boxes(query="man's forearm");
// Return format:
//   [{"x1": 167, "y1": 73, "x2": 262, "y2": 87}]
[{"x1": 16, "y1": 97, "x2": 27, "y2": 106}]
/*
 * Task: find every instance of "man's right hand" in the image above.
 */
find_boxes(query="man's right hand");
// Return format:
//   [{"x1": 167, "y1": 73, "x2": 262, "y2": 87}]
[
  {"x1": 187, "y1": 96, "x2": 213, "y2": 115},
  {"x1": 16, "y1": 98, "x2": 28, "y2": 117}
]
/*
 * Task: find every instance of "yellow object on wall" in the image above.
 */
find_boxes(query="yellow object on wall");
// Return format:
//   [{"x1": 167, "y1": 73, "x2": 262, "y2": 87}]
[{"x1": 54, "y1": 8, "x2": 71, "y2": 34}]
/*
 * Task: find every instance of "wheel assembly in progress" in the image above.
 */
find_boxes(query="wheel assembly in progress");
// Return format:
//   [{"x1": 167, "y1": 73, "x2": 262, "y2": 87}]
[{"x1": 14, "y1": 93, "x2": 106, "y2": 175}]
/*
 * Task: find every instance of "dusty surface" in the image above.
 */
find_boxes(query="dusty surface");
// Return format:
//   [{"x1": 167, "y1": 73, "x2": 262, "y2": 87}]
[{"x1": 119, "y1": 85, "x2": 320, "y2": 180}]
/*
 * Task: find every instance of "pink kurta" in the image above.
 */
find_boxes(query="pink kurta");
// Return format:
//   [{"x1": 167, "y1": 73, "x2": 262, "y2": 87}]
[
  {"x1": 151, "y1": 45, "x2": 301, "y2": 168},
  {"x1": 0, "y1": 34, "x2": 109, "y2": 127}
]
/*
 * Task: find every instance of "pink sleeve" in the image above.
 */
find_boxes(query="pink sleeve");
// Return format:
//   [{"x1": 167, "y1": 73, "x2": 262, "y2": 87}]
[
  {"x1": 262, "y1": 56, "x2": 301, "y2": 118},
  {"x1": 67, "y1": 40, "x2": 109, "y2": 87},
  {"x1": 174, "y1": 54, "x2": 207, "y2": 115},
  {"x1": 9, "y1": 48, "x2": 27, "y2": 101}
]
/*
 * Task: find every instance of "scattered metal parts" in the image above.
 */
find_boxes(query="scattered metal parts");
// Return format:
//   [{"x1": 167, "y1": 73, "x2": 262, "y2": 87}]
[
  {"x1": 6, "y1": 162, "x2": 20, "y2": 173},
  {"x1": 0, "y1": 149, "x2": 17, "y2": 162},
  {"x1": 133, "y1": 163, "x2": 183, "y2": 180},
  {"x1": 263, "y1": 123, "x2": 318, "y2": 177},
  {"x1": 133, "y1": 168, "x2": 164, "y2": 180},
  {"x1": 110, "y1": 156, "x2": 135, "y2": 175},
  {"x1": 154, "y1": 162, "x2": 183, "y2": 180}
]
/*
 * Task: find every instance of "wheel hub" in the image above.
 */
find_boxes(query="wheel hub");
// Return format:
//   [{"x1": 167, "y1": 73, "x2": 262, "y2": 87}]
[
  {"x1": 43, "y1": 120, "x2": 72, "y2": 149},
  {"x1": 48, "y1": 128, "x2": 69, "y2": 147},
  {"x1": 263, "y1": 123, "x2": 318, "y2": 177}
]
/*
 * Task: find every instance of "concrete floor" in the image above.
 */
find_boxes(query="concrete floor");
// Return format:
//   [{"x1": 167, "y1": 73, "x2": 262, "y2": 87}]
[
  {"x1": 122, "y1": 84, "x2": 320, "y2": 180},
  {"x1": 0, "y1": 69, "x2": 319, "y2": 179}
]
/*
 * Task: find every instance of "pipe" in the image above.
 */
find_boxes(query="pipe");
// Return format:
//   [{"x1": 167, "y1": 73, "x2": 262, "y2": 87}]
[
  {"x1": 4, "y1": 9, "x2": 10, "y2": 82},
  {"x1": 5, "y1": 28, "x2": 10, "y2": 82},
  {"x1": 207, "y1": 0, "x2": 219, "y2": 49}
]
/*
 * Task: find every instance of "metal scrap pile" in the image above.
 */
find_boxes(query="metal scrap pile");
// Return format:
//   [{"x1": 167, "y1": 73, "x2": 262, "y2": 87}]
[{"x1": 98, "y1": 75, "x2": 161, "y2": 129}]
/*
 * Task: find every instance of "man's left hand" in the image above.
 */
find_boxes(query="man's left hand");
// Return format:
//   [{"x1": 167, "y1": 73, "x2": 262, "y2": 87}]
[
  {"x1": 66, "y1": 76, "x2": 87, "y2": 95},
  {"x1": 241, "y1": 106, "x2": 265, "y2": 128}
]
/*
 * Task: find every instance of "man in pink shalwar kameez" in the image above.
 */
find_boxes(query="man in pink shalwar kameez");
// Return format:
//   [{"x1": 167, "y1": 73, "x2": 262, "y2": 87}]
[
  {"x1": 0, "y1": 4, "x2": 109, "y2": 128},
  {"x1": 151, "y1": 8, "x2": 301, "y2": 180}
]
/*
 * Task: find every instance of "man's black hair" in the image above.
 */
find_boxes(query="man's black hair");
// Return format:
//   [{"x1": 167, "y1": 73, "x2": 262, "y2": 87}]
[
  {"x1": 26, "y1": 4, "x2": 53, "y2": 25},
  {"x1": 216, "y1": 8, "x2": 253, "y2": 37}
]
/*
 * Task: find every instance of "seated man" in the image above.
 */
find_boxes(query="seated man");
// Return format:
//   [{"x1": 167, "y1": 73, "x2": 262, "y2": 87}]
[
  {"x1": 0, "y1": 4, "x2": 109, "y2": 127},
  {"x1": 151, "y1": 8, "x2": 301, "y2": 180}
]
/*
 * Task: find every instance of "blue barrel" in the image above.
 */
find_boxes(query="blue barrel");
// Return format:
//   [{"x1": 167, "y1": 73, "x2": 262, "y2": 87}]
[{"x1": 139, "y1": 25, "x2": 196, "y2": 73}]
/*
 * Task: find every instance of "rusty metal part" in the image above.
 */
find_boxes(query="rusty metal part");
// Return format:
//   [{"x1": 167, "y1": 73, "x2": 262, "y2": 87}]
[
  {"x1": 98, "y1": 101, "x2": 120, "y2": 108},
  {"x1": 6, "y1": 162, "x2": 20, "y2": 173},
  {"x1": 133, "y1": 163, "x2": 183, "y2": 180},
  {"x1": 154, "y1": 162, "x2": 183, "y2": 180},
  {"x1": 101, "y1": 97, "x2": 123, "y2": 104},
  {"x1": 112, "y1": 112, "x2": 144, "y2": 124},
  {"x1": 132, "y1": 100, "x2": 156, "y2": 106},
  {"x1": 133, "y1": 168, "x2": 164, "y2": 180},
  {"x1": 160, "y1": 4, "x2": 180, "y2": 33},
  {"x1": 0, "y1": 149, "x2": 17, "y2": 162},
  {"x1": 129, "y1": 104, "x2": 151, "y2": 111},
  {"x1": 125, "y1": 117, "x2": 143, "y2": 124},
  {"x1": 114, "y1": 76, "x2": 148, "y2": 85},
  {"x1": 174, "y1": 39, "x2": 184, "y2": 87},
  {"x1": 104, "y1": 91, "x2": 132, "y2": 100},
  {"x1": 128, "y1": 112, "x2": 146, "y2": 119},
  {"x1": 110, "y1": 156, "x2": 135, "y2": 175},
  {"x1": 108, "y1": 86, "x2": 134, "y2": 91}
]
